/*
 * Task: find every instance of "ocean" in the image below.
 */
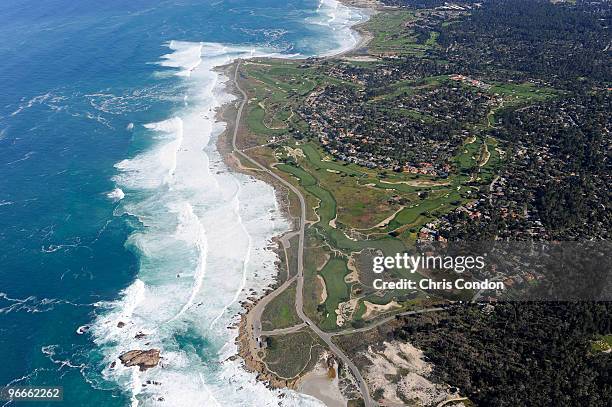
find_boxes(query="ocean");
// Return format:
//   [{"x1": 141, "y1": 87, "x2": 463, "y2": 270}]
[{"x1": 0, "y1": 0, "x2": 368, "y2": 406}]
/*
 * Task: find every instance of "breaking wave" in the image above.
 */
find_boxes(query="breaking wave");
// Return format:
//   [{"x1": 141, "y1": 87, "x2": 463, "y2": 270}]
[
  {"x1": 92, "y1": 1, "x2": 368, "y2": 404},
  {"x1": 89, "y1": 41, "x2": 323, "y2": 406}
]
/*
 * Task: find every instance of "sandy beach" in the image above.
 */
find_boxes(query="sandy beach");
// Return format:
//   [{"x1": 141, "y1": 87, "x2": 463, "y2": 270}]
[{"x1": 298, "y1": 359, "x2": 348, "y2": 407}]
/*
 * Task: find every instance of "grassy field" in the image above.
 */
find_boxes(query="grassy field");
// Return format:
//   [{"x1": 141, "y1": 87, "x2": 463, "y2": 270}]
[
  {"x1": 591, "y1": 334, "x2": 612, "y2": 353},
  {"x1": 289, "y1": 142, "x2": 464, "y2": 232},
  {"x1": 489, "y1": 82, "x2": 558, "y2": 102},
  {"x1": 234, "y1": 10, "x2": 557, "y2": 330},
  {"x1": 264, "y1": 330, "x2": 323, "y2": 378},
  {"x1": 241, "y1": 62, "x2": 499, "y2": 325},
  {"x1": 240, "y1": 58, "x2": 510, "y2": 328},
  {"x1": 303, "y1": 234, "x2": 332, "y2": 324},
  {"x1": 485, "y1": 82, "x2": 559, "y2": 126},
  {"x1": 260, "y1": 281, "x2": 301, "y2": 330},
  {"x1": 277, "y1": 156, "x2": 406, "y2": 254},
  {"x1": 267, "y1": 124, "x2": 500, "y2": 327},
  {"x1": 319, "y1": 256, "x2": 351, "y2": 330},
  {"x1": 366, "y1": 11, "x2": 434, "y2": 56}
]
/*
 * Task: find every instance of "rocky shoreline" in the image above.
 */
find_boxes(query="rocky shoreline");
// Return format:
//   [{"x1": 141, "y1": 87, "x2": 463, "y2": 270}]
[
  {"x1": 214, "y1": 0, "x2": 378, "y2": 395},
  {"x1": 215, "y1": 66, "x2": 302, "y2": 391},
  {"x1": 234, "y1": 300, "x2": 303, "y2": 390}
]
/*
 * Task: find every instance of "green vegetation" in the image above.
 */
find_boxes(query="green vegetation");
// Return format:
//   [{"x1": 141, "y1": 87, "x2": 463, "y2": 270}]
[
  {"x1": 366, "y1": 11, "x2": 432, "y2": 55},
  {"x1": 489, "y1": 82, "x2": 558, "y2": 102},
  {"x1": 260, "y1": 282, "x2": 301, "y2": 330},
  {"x1": 302, "y1": 236, "x2": 332, "y2": 324},
  {"x1": 591, "y1": 334, "x2": 612, "y2": 353},
  {"x1": 264, "y1": 330, "x2": 323, "y2": 378},
  {"x1": 246, "y1": 1, "x2": 611, "y2": 404},
  {"x1": 241, "y1": 61, "x2": 501, "y2": 235},
  {"x1": 278, "y1": 154, "x2": 406, "y2": 253},
  {"x1": 239, "y1": 55, "x2": 506, "y2": 330},
  {"x1": 424, "y1": 31, "x2": 439, "y2": 47},
  {"x1": 395, "y1": 303, "x2": 612, "y2": 407},
  {"x1": 245, "y1": 101, "x2": 285, "y2": 139},
  {"x1": 319, "y1": 256, "x2": 351, "y2": 330},
  {"x1": 352, "y1": 300, "x2": 367, "y2": 321},
  {"x1": 237, "y1": 3, "x2": 583, "y2": 332}
]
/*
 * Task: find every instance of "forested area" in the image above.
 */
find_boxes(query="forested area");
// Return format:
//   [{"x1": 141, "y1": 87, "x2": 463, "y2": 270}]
[
  {"x1": 381, "y1": 0, "x2": 474, "y2": 8},
  {"x1": 440, "y1": 91, "x2": 611, "y2": 240},
  {"x1": 435, "y1": 0, "x2": 611, "y2": 87},
  {"x1": 394, "y1": 303, "x2": 612, "y2": 406},
  {"x1": 324, "y1": 1, "x2": 612, "y2": 404}
]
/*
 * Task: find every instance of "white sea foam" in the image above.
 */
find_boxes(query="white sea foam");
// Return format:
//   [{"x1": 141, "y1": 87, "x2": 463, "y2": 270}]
[
  {"x1": 158, "y1": 41, "x2": 204, "y2": 77},
  {"x1": 308, "y1": 0, "x2": 370, "y2": 56},
  {"x1": 166, "y1": 201, "x2": 208, "y2": 322},
  {"x1": 107, "y1": 188, "x2": 125, "y2": 201},
  {"x1": 0, "y1": 292, "x2": 87, "y2": 314},
  {"x1": 6, "y1": 151, "x2": 35, "y2": 166},
  {"x1": 112, "y1": 117, "x2": 184, "y2": 189},
  {"x1": 95, "y1": 2, "x2": 368, "y2": 405},
  {"x1": 93, "y1": 41, "x2": 318, "y2": 406}
]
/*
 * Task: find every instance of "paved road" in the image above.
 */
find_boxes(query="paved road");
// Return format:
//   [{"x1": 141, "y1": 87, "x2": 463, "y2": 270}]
[
  {"x1": 261, "y1": 322, "x2": 307, "y2": 336},
  {"x1": 265, "y1": 306, "x2": 449, "y2": 337},
  {"x1": 231, "y1": 61, "x2": 375, "y2": 407},
  {"x1": 331, "y1": 307, "x2": 446, "y2": 337},
  {"x1": 251, "y1": 275, "x2": 297, "y2": 341},
  {"x1": 488, "y1": 175, "x2": 500, "y2": 205}
]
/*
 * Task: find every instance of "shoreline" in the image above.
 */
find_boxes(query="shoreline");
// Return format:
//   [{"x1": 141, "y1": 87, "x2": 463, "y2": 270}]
[{"x1": 215, "y1": 0, "x2": 379, "y2": 401}]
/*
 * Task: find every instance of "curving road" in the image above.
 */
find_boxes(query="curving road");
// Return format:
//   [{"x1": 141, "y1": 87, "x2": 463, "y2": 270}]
[
  {"x1": 331, "y1": 307, "x2": 446, "y2": 337},
  {"x1": 231, "y1": 60, "x2": 375, "y2": 407}
]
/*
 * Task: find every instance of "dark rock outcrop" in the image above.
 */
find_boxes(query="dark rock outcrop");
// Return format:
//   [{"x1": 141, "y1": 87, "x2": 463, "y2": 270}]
[{"x1": 119, "y1": 349, "x2": 160, "y2": 371}]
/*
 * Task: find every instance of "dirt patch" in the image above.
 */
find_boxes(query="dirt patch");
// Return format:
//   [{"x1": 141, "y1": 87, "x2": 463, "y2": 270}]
[
  {"x1": 478, "y1": 142, "x2": 491, "y2": 167},
  {"x1": 362, "y1": 300, "x2": 402, "y2": 321},
  {"x1": 379, "y1": 179, "x2": 450, "y2": 187},
  {"x1": 370, "y1": 205, "x2": 405, "y2": 229},
  {"x1": 345, "y1": 253, "x2": 360, "y2": 284},
  {"x1": 329, "y1": 214, "x2": 338, "y2": 229},
  {"x1": 342, "y1": 55, "x2": 380, "y2": 62},
  {"x1": 284, "y1": 146, "x2": 305, "y2": 160},
  {"x1": 362, "y1": 341, "x2": 459, "y2": 406},
  {"x1": 317, "y1": 275, "x2": 328, "y2": 305},
  {"x1": 336, "y1": 298, "x2": 359, "y2": 327}
]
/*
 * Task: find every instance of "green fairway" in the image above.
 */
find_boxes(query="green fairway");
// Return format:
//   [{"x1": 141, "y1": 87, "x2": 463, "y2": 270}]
[
  {"x1": 236, "y1": 32, "x2": 513, "y2": 330},
  {"x1": 319, "y1": 256, "x2": 351, "y2": 330},
  {"x1": 366, "y1": 11, "x2": 435, "y2": 55},
  {"x1": 489, "y1": 82, "x2": 558, "y2": 102}
]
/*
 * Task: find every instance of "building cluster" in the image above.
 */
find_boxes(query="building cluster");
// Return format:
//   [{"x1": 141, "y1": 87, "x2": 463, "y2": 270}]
[
  {"x1": 297, "y1": 73, "x2": 494, "y2": 176},
  {"x1": 419, "y1": 93, "x2": 611, "y2": 242}
]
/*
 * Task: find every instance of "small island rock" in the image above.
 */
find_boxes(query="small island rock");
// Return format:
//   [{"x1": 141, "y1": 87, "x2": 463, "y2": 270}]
[{"x1": 118, "y1": 349, "x2": 160, "y2": 371}]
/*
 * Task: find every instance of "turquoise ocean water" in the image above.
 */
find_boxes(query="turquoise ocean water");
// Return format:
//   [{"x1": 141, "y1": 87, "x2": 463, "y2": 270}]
[{"x1": 0, "y1": 0, "x2": 367, "y2": 405}]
